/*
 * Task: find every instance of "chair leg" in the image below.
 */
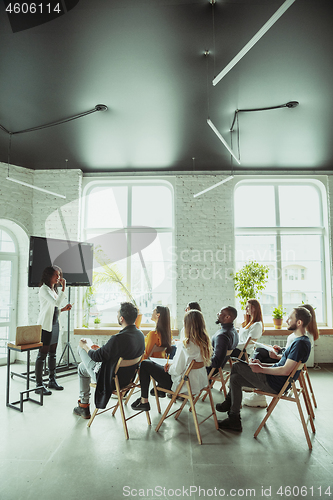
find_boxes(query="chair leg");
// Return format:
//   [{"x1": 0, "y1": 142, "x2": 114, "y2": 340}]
[
  {"x1": 124, "y1": 373, "x2": 139, "y2": 405},
  {"x1": 115, "y1": 380, "x2": 129, "y2": 440},
  {"x1": 293, "y1": 382, "x2": 313, "y2": 450},
  {"x1": 155, "y1": 395, "x2": 178, "y2": 433},
  {"x1": 220, "y1": 369, "x2": 229, "y2": 398},
  {"x1": 254, "y1": 396, "x2": 280, "y2": 438},
  {"x1": 304, "y1": 366, "x2": 317, "y2": 408},
  {"x1": 87, "y1": 408, "x2": 98, "y2": 428},
  {"x1": 186, "y1": 381, "x2": 202, "y2": 445},
  {"x1": 145, "y1": 411, "x2": 151, "y2": 426},
  {"x1": 206, "y1": 384, "x2": 219, "y2": 430},
  {"x1": 151, "y1": 377, "x2": 161, "y2": 414},
  {"x1": 299, "y1": 372, "x2": 315, "y2": 421}
]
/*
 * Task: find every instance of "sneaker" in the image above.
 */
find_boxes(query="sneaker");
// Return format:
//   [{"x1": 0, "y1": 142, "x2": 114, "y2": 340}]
[
  {"x1": 73, "y1": 400, "x2": 91, "y2": 419},
  {"x1": 150, "y1": 387, "x2": 166, "y2": 398},
  {"x1": 243, "y1": 392, "x2": 267, "y2": 408},
  {"x1": 131, "y1": 398, "x2": 150, "y2": 411},
  {"x1": 218, "y1": 415, "x2": 242, "y2": 432},
  {"x1": 216, "y1": 399, "x2": 231, "y2": 413}
]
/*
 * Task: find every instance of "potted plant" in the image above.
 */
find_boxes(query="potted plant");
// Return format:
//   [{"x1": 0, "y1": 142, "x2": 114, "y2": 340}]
[
  {"x1": 232, "y1": 260, "x2": 270, "y2": 309},
  {"x1": 94, "y1": 317, "x2": 101, "y2": 328},
  {"x1": 272, "y1": 305, "x2": 285, "y2": 329}
]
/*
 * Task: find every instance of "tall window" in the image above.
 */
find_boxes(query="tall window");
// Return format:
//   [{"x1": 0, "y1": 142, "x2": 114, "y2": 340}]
[
  {"x1": 0, "y1": 228, "x2": 18, "y2": 356},
  {"x1": 82, "y1": 180, "x2": 174, "y2": 325},
  {"x1": 234, "y1": 180, "x2": 328, "y2": 324}
]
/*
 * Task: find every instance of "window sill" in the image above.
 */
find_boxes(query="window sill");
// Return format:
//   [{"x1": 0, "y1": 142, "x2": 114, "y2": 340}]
[
  {"x1": 74, "y1": 327, "x2": 180, "y2": 336},
  {"x1": 263, "y1": 327, "x2": 333, "y2": 336}
]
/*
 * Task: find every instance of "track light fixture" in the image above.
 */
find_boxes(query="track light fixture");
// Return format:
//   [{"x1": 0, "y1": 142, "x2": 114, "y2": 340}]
[
  {"x1": 2, "y1": 104, "x2": 108, "y2": 199},
  {"x1": 230, "y1": 101, "x2": 299, "y2": 131}
]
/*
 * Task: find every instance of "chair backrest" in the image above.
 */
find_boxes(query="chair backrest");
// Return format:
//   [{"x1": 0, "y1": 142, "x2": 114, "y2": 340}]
[
  {"x1": 15, "y1": 325, "x2": 42, "y2": 346},
  {"x1": 280, "y1": 361, "x2": 303, "y2": 395},
  {"x1": 148, "y1": 344, "x2": 166, "y2": 357},
  {"x1": 114, "y1": 355, "x2": 142, "y2": 374},
  {"x1": 191, "y1": 361, "x2": 204, "y2": 370}
]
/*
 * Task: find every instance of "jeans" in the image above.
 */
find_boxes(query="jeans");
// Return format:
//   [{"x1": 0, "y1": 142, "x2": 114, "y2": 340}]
[
  {"x1": 229, "y1": 361, "x2": 277, "y2": 416},
  {"x1": 77, "y1": 346, "x2": 97, "y2": 404}
]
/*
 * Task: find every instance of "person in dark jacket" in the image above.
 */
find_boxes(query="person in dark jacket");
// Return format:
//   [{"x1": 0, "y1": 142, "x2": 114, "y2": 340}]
[
  {"x1": 73, "y1": 302, "x2": 145, "y2": 419},
  {"x1": 206, "y1": 306, "x2": 239, "y2": 375}
]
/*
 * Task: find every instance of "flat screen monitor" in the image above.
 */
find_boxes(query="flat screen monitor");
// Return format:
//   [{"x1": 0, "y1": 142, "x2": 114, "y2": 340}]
[{"x1": 28, "y1": 236, "x2": 94, "y2": 287}]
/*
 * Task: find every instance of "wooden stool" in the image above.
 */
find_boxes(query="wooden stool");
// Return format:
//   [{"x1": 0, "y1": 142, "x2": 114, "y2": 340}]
[{"x1": 6, "y1": 342, "x2": 44, "y2": 412}]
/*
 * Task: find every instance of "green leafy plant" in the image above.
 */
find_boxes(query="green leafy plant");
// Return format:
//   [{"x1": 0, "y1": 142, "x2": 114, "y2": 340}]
[
  {"x1": 82, "y1": 285, "x2": 96, "y2": 328},
  {"x1": 94, "y1": 317, "x2": 101, "y2": 325},
  {"x1": 272, "y1": 305, "x2": 286, "y2": 319},
  {"x1": 93, "y1": 246, "x2": 138, "y2": 307},
  {"x1": 232, "y1": 260, "x2": 270, "y2": 309}
]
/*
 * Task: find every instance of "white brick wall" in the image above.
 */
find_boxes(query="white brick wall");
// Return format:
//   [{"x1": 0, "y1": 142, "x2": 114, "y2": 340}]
[
  {"x1": 1, "y1": 164, "x2": 333, "y2": 364},
  {"x1": 175, "y1": 175, "x2": 235, "y2": 335}
]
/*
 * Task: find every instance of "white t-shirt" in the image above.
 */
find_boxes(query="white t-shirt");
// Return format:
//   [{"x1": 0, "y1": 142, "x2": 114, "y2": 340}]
[
  {"x1": 237, "y1": 321, "x2": 263, "y2": 357},
  {"x1": 168, "y1": 340, "x2": 208, "y2": 394}
]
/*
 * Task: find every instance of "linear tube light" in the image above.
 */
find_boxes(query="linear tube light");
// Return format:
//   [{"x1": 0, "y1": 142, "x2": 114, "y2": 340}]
[
  {"x1": 193, "y1": 176, "x2": 234, "y2": 198},
  {"x1": 207, "y1": 118, "x2": 240, "y2": 164},
  {"x1": 213, "y1": 0, "x2": 296, "y2": 86},
  {"x1": 6, "y1": 177, "x2": 66, "y2": 199}
]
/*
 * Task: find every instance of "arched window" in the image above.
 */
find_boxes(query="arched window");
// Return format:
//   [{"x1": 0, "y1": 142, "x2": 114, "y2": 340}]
[
  {"x1": 234, "y1": 180, "x2": 329, "y2": 324},
  {"x1": 82, "y1": 179, "x2": 174, "y2": 326},
  {"x1": 0, "y1": 228, "x2": 18, "y2": 357}
]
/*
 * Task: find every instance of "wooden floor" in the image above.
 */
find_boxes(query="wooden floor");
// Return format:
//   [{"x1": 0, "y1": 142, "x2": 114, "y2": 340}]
[{"x1": 0, "y1": 362, "x2": 332, "y2": 500}]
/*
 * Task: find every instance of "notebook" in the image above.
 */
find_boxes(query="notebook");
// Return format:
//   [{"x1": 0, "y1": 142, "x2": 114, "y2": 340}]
[{"x1": 15, "y1": 325, "x2": 42, "y2": 346}]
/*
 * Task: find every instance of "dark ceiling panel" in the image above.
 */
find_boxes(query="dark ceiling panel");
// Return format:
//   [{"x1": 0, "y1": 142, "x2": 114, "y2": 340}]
[{"x1": 0, "y1": 0, "x2": 332, "y2": 173}]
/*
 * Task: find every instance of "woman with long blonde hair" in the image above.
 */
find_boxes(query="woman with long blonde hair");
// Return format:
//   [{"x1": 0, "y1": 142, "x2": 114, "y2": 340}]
[{"x1": 131, "y1": 309, "x2": 212, "y2": 411}]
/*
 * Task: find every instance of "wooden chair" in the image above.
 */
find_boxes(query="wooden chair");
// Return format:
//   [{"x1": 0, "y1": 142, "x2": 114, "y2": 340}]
[
  {"x1": 87, "y1": 356, "x2": 151, "y2": 440},
  {"x1": 124, "y1": 344, "x2": 167, "y2": 405},
  {"x1": 152, "y1": 360, "x2": 219, "y2": 444},
  {"x1": 297, "y1": 364, "x2": 316, "y2": 421},
  {"x1": 252, "y1": 361, "x2": 315, "y2": 450},
  {"x1": 302, "y1": 364, "x2": 317, "y2": 410},
  {"x1": 202, "y1": 349, "x2": 233, "y2": 401},
  {"x1": 236, "y1": 336, "x2": 255, "y2": 363}
]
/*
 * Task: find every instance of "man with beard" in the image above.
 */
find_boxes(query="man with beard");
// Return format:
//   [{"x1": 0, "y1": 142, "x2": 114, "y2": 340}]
[
  {"x1": 216, "y1": 306, "x2": 312, "y2": 432},
  {"x1": 73, "y1": 302, "x2": 145, "y2": 419},
  {"x1": 206, "y1": 306, "x2": 239, "y2": 374}
]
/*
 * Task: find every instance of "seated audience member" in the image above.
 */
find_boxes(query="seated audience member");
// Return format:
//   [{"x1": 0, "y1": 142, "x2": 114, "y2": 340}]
[
  {"x1": 232, "y1": 299, "x2": 264, "y2": 360},
  {"x1": 143, "y1": 305, "x2": 172, "y2": 360},
  {"x1": 179, "y1": 301, "x2": 202, "y2": 341},
  {"x1": 206, "y1": 306, "x2": 239, "y2": 375},
  {"x1": 73, "y1": 302, "x2": 145, "y2": 419},
  {"x1": 216, "y1": 306, "x2": 312, "y2": 432},
  {"x1": 131, "y1": 309, "x2": 212, "y2": 411},
  {"x1": 245, "y1": 303, "x2": 318, "y2": 409}
]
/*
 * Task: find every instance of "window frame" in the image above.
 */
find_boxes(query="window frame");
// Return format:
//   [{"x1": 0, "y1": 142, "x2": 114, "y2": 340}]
[
  {"x1": 81, "y1": 177, "x2": 175, "y2": 327},
  {"x1": 0, "y1": 227, "x2": 18, "y2": 358},
  {"x1": 234, "y1": 178, "x2": 331, "y2": 326}
]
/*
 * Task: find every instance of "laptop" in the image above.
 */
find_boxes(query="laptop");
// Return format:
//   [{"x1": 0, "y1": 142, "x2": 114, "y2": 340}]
[{"x1": 15, "y1": 325, "x2": 42, "y2": 346}]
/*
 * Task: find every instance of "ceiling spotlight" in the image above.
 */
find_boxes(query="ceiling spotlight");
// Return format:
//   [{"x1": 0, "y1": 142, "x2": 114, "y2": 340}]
[{"x1": 95, "y1": 104, "x2": 108, "y2": 112}]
